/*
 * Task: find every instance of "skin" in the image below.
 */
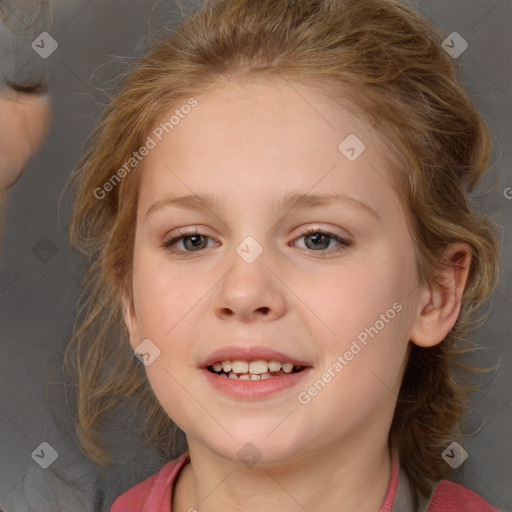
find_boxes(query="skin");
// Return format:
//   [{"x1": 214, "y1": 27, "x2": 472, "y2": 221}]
[
  {"x1": 0, "y1": 87, "x2": 51, "y2": 240},
  {"x1": 122, "y1": 79, "x2": 471, "y2": 512},
  {"x1": 0, "y1": 0, "x2": 51, "y2": 195},
  {"x1": 0, "y1": 87, "x2": 51, "y2": 191}
]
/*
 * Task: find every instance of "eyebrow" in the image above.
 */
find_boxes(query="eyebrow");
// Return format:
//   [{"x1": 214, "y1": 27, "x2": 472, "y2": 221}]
[{"x1": 145, "y1": 191, "x2": 380, "y2": 221}]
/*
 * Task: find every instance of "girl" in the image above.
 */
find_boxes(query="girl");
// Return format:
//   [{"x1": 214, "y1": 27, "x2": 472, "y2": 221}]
[{"x1": 63, "y1": 0, "x2": 503, "y2": 510}]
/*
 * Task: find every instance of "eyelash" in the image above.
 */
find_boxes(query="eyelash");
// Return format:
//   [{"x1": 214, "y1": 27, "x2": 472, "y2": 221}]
[
  {"x1": 6, "y1": 79, "x2": 49, "y2": 95},
  {"x1": 161, "y1": 228, "x2": 351, "y2": 257}
]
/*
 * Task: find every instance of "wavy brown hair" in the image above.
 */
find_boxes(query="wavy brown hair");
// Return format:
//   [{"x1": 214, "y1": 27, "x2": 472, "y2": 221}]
[{"x1": 61, "y1": 0, "x2": 501, "y2": 507}]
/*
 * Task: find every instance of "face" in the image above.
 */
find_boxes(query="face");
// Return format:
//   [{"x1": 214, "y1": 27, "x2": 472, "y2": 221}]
[
  {"x1": 123, "y1": 79, "x2": 425, "y2": 465},
  {"x1": 0, "y1": 1, "x2": 52, "y2": 192},
  {"x1": 0, "y1": 87, "x2": 51, "y2": 191}
]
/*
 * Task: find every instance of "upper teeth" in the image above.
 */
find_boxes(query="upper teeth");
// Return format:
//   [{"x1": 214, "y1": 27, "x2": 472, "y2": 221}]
[{"x1": 212, "y1": 360, "x2": 295, "y2": 374}]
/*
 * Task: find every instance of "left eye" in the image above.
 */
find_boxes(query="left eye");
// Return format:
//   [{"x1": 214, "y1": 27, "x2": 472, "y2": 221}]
[
  {"x1": 162, "y1": 228, "x2": 350, "y2": 254},
  {"x1": 162, "y1": 229, "x2": 217, "y2": 252},
  {"x1": 293, "y1": 229, "x2": 350, "y2": 252}
]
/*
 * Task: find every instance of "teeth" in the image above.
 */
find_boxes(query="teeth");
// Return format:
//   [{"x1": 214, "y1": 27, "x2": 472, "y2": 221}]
[
  {"x1": 281, "y1": 362, "x2": 294, "y2": 373},
  {"x1": 268, "y1": 360, "x2": 282, "y2": 372},
  {"x1": 214, "y1": 359, "x2": 297, "y2": 374},
  {"x1": 231, "y1": 360, "x2": 249, "y2": 373},
  {"x1": 209, "y1": 359, "x2": 304, "y2": 379},
  {"x1": 249, "y1": 360, "x2": 268, "y2": 374},
  {"x1": 227, "y1": 371, "x2": 279, "y2": 380}
]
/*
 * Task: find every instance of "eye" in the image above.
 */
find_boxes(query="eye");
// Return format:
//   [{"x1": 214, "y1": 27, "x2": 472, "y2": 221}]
[
  {"x1": 162, "y1": 229, "x2": 217, "y2": 254},
  {"x1": 292, "y1": 228, "x2": 351, "y2": 255},
  {"x1": 6, "y1": 79, "x2": 48, "y2": 95},
  {"x1": 162, "y1": 227, "x2": 351, "y2": 256}
]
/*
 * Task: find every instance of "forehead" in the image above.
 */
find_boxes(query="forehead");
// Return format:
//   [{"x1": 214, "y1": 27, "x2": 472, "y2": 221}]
[{"x1": 137, "y1": 79, "x2": 405, "y2": 225}]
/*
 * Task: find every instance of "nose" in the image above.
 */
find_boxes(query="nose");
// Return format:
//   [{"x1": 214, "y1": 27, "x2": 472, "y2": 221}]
[{"x1": 212, "y1": 247, "x2": 286, "y2": 323}]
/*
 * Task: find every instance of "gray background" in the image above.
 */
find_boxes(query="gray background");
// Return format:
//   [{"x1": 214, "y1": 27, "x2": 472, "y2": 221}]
[{"x1": 0, "y1": 1, "x2": 510, "y2": 511}]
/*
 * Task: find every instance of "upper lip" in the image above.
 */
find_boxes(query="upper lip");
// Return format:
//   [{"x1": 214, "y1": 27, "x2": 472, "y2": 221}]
[{"x1": 199, "y1": 345, "x2": 313, "y2": 368}]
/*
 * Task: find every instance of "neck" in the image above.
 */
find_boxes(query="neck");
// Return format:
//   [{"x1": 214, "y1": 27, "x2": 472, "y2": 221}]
[{"x1": 173, "y1": 435, "x2": 393, "y2": 512}]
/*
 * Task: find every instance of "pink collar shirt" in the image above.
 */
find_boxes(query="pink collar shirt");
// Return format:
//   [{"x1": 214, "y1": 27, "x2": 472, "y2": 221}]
[{"x1": 111, "y1": 450, "x2": 501, "y2": 511}]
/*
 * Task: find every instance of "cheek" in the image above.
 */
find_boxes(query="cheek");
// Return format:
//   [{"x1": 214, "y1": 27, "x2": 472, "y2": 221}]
[
  {"x1": 302, "y1": 252, "x2": 412, "y2": 399},
  {"x1": 130, "y1": 256, "x2": 195, "y2": 423},
  {"x1": 0, "y1": 95, "x2": 51, "y2": 186},
  {"x1": 301, "y1": 253, "x2": 409, "y2": 339},
  {"x1": 131, "y1": 247, "x2": 202, "y2": 335}
]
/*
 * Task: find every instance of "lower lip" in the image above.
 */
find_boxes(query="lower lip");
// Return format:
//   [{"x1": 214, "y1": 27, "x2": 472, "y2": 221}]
[{"x1": 200, "y1": 367, "x2": 313, "y2": 400}]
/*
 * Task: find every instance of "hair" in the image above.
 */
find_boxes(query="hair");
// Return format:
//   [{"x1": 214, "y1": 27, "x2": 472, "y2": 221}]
[{"x1": 61, "y1": 0, "x2": 501, "y2": 507}]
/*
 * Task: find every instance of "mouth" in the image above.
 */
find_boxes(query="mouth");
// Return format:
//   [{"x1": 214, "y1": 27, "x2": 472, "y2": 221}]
[
  {"x1": 199, "y1": 346, "x2": 314, "y2": 399},
  {"x1": 201, "y1": 361, "x2": 313, "y2": 400},
  {"x1": 206, "y1": 359, "x2": 308, "y2": 380}
]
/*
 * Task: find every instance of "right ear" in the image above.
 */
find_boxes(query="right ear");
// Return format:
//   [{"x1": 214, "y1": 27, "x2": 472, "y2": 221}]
[{"x1": 121, "y1": 292, "x2": 140, "y2": 351}]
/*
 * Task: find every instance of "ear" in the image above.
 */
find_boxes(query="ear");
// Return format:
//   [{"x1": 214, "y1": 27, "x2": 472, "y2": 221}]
[
  {"x1": 409, "y1": 243, "x2": 472, "y2": 348},
  {"x1": 121, "y1": 291, "x2": 140, "y2": 351}
]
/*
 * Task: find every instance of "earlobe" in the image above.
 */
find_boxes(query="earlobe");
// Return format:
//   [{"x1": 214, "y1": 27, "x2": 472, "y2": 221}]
[
  {"x1": 409, "y1": 243, "x2": 472, "y2": 348},
  {"x1": 121, "y1": 292, "x2": 139, "y2": 350}
]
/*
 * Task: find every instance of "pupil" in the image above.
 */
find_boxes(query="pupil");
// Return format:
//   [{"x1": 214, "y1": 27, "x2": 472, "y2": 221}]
[
  {"x1": 186, "y1": 235, "x2": 205, "y2": 250},
  {"x1": 307, "y1": 233, "x2": 328, "y2": 250}
]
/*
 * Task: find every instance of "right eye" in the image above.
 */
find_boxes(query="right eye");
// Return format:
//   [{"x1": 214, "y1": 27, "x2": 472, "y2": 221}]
[{"x1": 162, "y1": 229, "x2": 218, "y2": 254}]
